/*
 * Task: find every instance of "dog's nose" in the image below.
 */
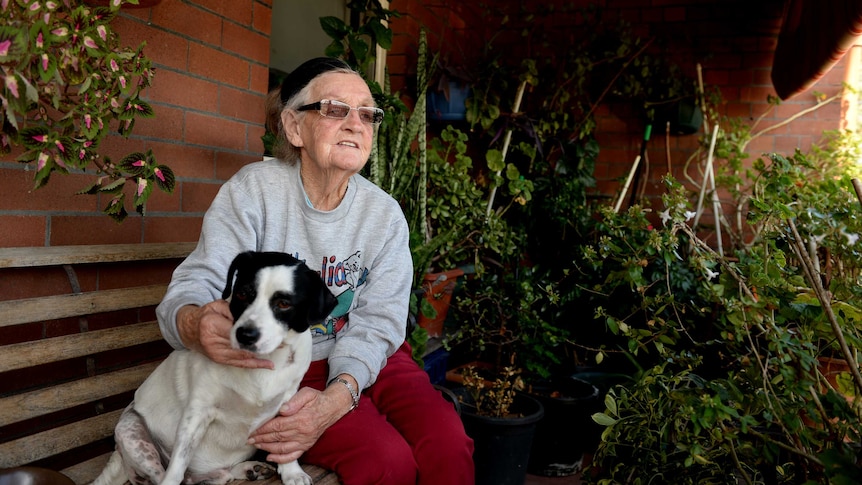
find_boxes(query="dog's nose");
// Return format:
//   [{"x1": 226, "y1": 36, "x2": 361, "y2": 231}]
[{"x1": 235, "y1": 326, "x2": 260, "y2": 346}]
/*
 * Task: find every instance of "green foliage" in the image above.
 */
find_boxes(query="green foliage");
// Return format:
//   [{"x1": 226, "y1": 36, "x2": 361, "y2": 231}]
[
  {"x1": 320, "y1": 0, "x2": 399, "y2": 75},
  {"x1": 581, "y1": 143, "x2": 862, "y2": 482},
  {"x1": 0, "y1": 0, "x2": 173, "y2": 222}
]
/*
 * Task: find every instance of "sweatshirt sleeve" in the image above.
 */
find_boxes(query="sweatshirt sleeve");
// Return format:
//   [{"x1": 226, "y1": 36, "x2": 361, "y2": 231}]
[
  {"x1": 325, "y1": 207, "x2": 413, "y2": 391},
  {"x1": 156, "y1": 178, "x2": 261, "y2": 350}
]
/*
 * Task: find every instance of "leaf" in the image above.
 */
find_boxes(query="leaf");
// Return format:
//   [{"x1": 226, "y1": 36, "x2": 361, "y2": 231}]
[
  {"x1": 592, "y1": 412, "x2": 617, "y2": 426},
  {"x1": 99, "y1": 177, "x2": 126, "y2": 193},
  {"x1": 154, "y1": 165, "x2": 176, "y2": 193},
  {"x1": 604, "y1": 392, "x2": 618, "y2": 416},
  {"x1": 319, "y1": 16, "x2": 349, "y2": 39},
  {"x1": 486, "y1": 149, "x2": 504, "y2": 172},
  {"x1": 324, "y1": 40, "x2": 345, "y2": 59}
]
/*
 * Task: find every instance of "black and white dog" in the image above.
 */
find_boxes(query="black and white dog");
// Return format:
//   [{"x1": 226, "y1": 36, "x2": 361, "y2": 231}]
[{"x1": 93, "y1": 251, "x2": 337, "y2": 485}]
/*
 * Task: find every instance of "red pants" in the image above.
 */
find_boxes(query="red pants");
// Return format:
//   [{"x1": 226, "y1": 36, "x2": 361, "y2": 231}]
[{"x1": 300, "y1": 343, "x2": 475, "y2": 485}]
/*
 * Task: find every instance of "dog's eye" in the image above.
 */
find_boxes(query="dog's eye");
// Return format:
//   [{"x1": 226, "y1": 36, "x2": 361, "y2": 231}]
[
  {"x1": 235, "y1": 289, "x2": 251, "y2": 301},
  {"x1": 273, "y1": 298, "x2": 291, "y2": 310}
]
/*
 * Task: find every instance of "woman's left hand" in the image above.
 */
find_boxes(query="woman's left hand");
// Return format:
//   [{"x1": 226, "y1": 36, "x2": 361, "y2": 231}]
[{"x1": 248, "y1": 383, "x2": 355, "y2": 463}]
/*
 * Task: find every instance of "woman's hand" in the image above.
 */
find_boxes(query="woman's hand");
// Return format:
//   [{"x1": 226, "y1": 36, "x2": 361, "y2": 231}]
[
  {"x1": 176, "y1": 302, "x2": 273, "y2": 369},
  {"x1": 248, "y1": 376, "x2": 358, "y2": 463}
]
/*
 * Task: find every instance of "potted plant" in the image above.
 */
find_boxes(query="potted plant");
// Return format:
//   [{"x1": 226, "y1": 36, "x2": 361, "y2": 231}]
[
  {"x1": 0, "y1": 0, "x2": 174, "y2": 221},
  {"x1": 580, "y1": 133, "x2": 862, "y2": 483},
  {"x1": 452, "y1": 365, "x2": 544, "y2": 485}
]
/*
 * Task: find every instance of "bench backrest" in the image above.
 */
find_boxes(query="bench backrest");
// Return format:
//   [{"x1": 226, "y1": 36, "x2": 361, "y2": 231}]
[{"x1": 0, "y1": 242, "x2": 195, "y2": 483}]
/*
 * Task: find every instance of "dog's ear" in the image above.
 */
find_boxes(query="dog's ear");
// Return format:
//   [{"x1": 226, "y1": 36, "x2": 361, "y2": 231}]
[
  {"x1": 304, "y1": 267, "x2": 338, "y2": 325},
  {"x1": 222, "y1": 252, "x2": 253, "y2": 300}
]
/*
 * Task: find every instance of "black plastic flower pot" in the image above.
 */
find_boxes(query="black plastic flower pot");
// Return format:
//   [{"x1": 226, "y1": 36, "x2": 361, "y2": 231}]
[
  {"x1": 526, "y1": 376, "x2": 601, "y2": 476},
  {"x1": 458, "y1": 391, "x2": 544, "y2": 485}
]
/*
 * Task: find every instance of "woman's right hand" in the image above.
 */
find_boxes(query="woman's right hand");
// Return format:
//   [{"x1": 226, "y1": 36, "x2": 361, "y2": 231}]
[{"x1": 177, "y1": 302, "x2": 274, "y2": 369}]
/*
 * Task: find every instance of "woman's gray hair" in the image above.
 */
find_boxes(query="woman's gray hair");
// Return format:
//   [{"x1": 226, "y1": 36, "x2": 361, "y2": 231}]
[{"x1": 264, "y1": 66, "x2": 357, "y2": 163}]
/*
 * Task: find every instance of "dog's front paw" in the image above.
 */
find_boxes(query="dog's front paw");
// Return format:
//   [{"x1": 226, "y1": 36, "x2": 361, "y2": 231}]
[
  {"x1": 230, "y1": 461, "x2": 276, "y2": 481},
  {"x1": 281, "y1": 473, "x2": 312, "y2": 485},
  {"x1": 278, "y1": 462, "x2": 312, "y2": 485}
]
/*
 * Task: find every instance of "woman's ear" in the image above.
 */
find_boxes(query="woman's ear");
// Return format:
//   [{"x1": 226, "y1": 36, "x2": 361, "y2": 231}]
[{"x1": 282, "y1": 110, "x2": 304, "y2": 148}]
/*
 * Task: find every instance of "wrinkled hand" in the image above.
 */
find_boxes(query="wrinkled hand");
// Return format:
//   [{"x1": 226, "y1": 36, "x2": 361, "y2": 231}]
[
  {"x1": 248, "y1": 385, "x2": 353, "y2": 463},
  {"x1": 177, "y1": 302, "x2": 273, "y2": 370}
]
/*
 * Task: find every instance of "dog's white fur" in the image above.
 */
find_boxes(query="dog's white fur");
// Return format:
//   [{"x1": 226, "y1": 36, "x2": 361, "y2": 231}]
[{"x1": 93, "y1": 254, "x2": 331, "y2": 485}]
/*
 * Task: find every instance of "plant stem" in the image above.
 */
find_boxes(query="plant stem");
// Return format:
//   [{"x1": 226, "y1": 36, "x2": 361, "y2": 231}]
[
  {"x1": 745, "y1": 427, "x2": 823, "y2": 466},
  {"x1": 786, "y1": 218, "x2": 862, "y2": 396}
]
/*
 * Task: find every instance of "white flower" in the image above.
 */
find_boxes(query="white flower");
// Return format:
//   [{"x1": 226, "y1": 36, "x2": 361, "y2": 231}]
[
  {"x1": 843, "y1": 231, "x2": 859, "y2": 245},
  {"x1": 705, "y1": 268, "x2": 719, "y2": 280},
  {"x1": 659, "y1": 209, "x2": 671, "y2": 226},
  {"x1": 684, "y1": 210, "x2": 696, "y2": 221}
]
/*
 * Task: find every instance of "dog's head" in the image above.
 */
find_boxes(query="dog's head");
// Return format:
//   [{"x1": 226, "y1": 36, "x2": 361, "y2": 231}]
[{"x1": 221, "y1": 251, "x2": 338, "y2": 355}]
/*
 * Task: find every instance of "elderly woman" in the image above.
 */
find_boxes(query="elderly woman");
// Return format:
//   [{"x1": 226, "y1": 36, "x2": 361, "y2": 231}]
[{"x1": 154, "y1": 57, "x2": 474, "y2": 484}]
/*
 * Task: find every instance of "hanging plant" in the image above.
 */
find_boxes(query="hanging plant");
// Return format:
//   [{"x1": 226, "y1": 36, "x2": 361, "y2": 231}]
[{"x1": 0, "y1": 0, "x2": 174, "y2": 222}]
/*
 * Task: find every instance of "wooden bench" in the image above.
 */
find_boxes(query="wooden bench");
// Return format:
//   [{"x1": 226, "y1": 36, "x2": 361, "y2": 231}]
[{"x1": 0, "y1": 243, "x2": 339, "y2": 485}]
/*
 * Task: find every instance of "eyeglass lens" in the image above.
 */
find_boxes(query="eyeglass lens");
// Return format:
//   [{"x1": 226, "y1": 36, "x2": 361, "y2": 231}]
[{"x1": 320, "y1": 100, "x2": 383, "y2": 124}]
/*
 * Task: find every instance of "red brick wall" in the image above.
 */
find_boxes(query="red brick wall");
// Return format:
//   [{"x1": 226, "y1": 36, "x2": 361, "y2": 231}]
[
  {"x1": 0, "y1": 0, "x2": 272, "y2": 248},
  {"x1": 0, "y1": 0, "x2": 848, "y2": 252},
  {"x1": 387, "y1": 0, "x2": 847, "y2": 205}
]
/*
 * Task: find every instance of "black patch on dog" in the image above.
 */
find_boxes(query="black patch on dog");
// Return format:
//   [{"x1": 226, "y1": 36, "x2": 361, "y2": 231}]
[{"x1": 222, "y1": 251, "x2": 337, "y2": 332}]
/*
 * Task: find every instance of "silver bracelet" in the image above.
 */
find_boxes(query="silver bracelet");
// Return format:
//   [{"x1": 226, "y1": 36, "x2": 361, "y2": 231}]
[{"x1": 330, "y1": 376, "x2": 360, "y2": 411}]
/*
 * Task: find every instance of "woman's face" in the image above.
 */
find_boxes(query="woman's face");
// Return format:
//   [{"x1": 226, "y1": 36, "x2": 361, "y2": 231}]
[{"x1": 285, "y1": 72, "x2": 376, "y2": 175}]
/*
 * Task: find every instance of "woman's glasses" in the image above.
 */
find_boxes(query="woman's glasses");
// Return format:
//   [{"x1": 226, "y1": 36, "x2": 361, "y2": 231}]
[{"x1": 297, "y1": 99, "x2": 384, "y2": 125}]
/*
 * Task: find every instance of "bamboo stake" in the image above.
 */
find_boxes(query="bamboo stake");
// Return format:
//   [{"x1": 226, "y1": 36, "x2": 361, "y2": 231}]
[
  {"x1": 485, "y1": 80, "x2": 527, "y2": 218},
  {"x1": 852, "y1": 178, "x2": 862, "y2": 207},
  {"x1": 613, "y1": 155, "x2": 642, "y2": 213},
  {"x1": 692, "y1": 124, "x2": 719, "y2": 228}
]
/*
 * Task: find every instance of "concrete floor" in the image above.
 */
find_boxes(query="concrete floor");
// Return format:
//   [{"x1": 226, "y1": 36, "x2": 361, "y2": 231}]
[
  {"x1": 525, "y1": 472, "x2": 584, "y2": 484},
  {"x1": 524, "y1": 454, "x2": 590, "y2": 485}
]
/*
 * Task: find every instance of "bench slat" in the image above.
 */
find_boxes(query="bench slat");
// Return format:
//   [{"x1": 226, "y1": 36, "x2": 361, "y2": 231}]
[
  {"x1": 0, "y1": 242, "x2": 196, "y2": 268},
  {"x1": 0, "y1": 409, "x2": 120, "y2": 467},
  {"x1": 0, "y1": 284, "x2": 168, "y2": 328},
  {"x1": 62, "y1": 454, "x2": 340, "y2": 485},
  {"x1": 61, "y1": 453, "x2": 112, "y2": 485},
  {"x1": 0, "y1": 361, "x2": 160, "y2": 427},
  {"x1": 0, "y1": 321, "x2": 163, "y2": 373}
]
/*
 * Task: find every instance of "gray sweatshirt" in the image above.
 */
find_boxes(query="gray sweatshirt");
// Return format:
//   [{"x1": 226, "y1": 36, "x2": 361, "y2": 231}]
[{"x1": 156, "y1": 158, "x2": 412, "y2": 391}]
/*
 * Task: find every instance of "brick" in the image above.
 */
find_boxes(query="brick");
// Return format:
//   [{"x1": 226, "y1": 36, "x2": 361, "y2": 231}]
[
  {"x1": 50, "y1": 215, "x2": 143, "y2": 245},
  {"x1": 248, "y1": 124, "x2": 266, "y2": 154},
  {"x1": 189, "y1": 43, "x2": 250, "y2": 89},
  {"x1": 250, "y1": 63, "x2": 270, "y2": 94},
  {"x1": 0, "y1": 266, "x2": 76, "y2": 302},
  {"x1": 215, "y1": 152, "x2": 258, "y2": 180},
  {"x1": 97, "y1": 134, "x2": 148, "y2": 165},
  {"x1": 220, "y1": 86, "x2": 266, "y2": 123},
  {"x1": 185, "y1": 112, "x2": 249, "y2": 150},
  {"x1": 0, "y1": 215, "x2": 46, "y2": 247},
  {"x1": 181, "y1": 181, "x2": 222, "y2": 213},
  {"x1": 149, "y1": 70, "x2": 220, "y2": 112},
  {"x1": 223, "y1": 19, "x2": 270, "y2": 65},
  {"x1": 0, "y1": 168, "x2": 98, "y2": 212},
  {"x1": 143, "y1": 182, "x2": 181, "y2": 213},
  {"x1": 152, "y1": 0, "x2": 222, "y2": 46},
  {"x1": 774, "y1": 135, "x2": 803, "y2": 155},
  {"x1": 146, "y1": 141, "x2": 217, "y2": 179},
  {"x1": 252, "y1": 1, "x2": 272, "y2": 35},
  {"x1": 193, "y1": 0, "x2": 253, "y2": 25},
  {"x1": 113, "y1": 16, "x2": 189, "y2": 72},
  {"x1": 99, "y1": 259, "x2": 181, "y2": 289},
  {"x1": 144, "y1": 216, "x2": 204, "y2": 242},
  {"x1": 134, "y1": 104, "x2": 185, "y2": 141}
]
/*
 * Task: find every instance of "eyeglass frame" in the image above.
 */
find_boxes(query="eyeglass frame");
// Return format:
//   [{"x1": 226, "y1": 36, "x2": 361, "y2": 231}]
[{"x1": 296, "y1": 99, "x2": 384, "y2": 125}]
